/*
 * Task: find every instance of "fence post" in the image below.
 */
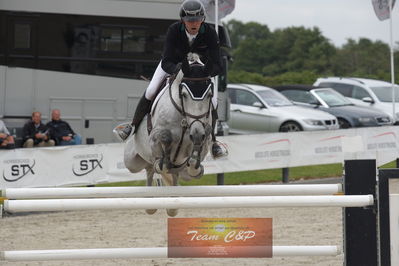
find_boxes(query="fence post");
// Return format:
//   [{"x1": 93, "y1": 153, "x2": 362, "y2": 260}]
[
  {"x1": 215, "y1": 121, "x2": 225, "y2": 185},
  {"x1": 343, "y1": 159, "x2": 378, "y2": 266},
  {"x1": 216, "y1": 173, "x2": 224, "y2": 185},
  {"x1": 282, "y1": 168, "x2": 289, "y2": 183}
]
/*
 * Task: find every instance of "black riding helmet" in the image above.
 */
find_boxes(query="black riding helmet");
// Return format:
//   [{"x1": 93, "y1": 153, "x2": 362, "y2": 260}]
[{"x1": 180, "y1": 0, "x2": 206, "y2": 22}]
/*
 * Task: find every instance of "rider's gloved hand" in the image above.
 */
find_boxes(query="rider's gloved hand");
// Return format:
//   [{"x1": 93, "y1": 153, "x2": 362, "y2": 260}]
[
  {"x1": 181, "y1": 58, "x2": 190, "y2": 75},
  {"x1": 174, "y1": 62, "x2": 182, "y2": 74},
  {"x1": 204, "y1": 59, "x2": 214, "y2": 76}
]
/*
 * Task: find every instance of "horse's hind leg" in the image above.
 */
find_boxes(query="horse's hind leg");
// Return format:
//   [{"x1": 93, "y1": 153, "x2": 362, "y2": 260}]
[
  {"x1": 166, "y1": 173, "x2": 179, "y2": 217},
  {"x1": 145, "y1": 167, "x2": 158, "y2": 215}
]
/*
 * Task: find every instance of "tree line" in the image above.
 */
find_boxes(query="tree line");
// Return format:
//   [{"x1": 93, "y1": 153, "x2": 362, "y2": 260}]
[{"x1": 224, "y1": 19, "x2": 399, "y2": 86}]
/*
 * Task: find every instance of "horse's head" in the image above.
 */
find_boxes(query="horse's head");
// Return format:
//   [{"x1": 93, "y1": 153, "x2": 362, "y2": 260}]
[{"x1": 175, "y1": 53, "x2": 213, "y2": 146}]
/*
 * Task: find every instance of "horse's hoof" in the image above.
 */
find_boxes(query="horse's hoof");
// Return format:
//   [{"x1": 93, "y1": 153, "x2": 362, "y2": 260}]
[
  {"x1": 188, "y1": 164, "x2": 204, "y2": 179},
  {"x1": 146, "y1": 209, "x2": 157, "y2": 215},
  {"x1": 167, "y1": 209, "x2": 178, "y2": 217}
]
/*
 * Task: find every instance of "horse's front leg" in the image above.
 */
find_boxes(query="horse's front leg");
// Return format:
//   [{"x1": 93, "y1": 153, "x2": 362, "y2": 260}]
[
  {"x1": 152, "y1": 129, "x2": 173, "y2": 174},
  {"x1": 187, "y1": 144, "x2": 204, "y2": 178},
  {"x1": 145, "y1": 167, "x2": 158, "y2": 215},
  {"x1": 166, "y1": 173, "x2": 179, "y2": 217}
]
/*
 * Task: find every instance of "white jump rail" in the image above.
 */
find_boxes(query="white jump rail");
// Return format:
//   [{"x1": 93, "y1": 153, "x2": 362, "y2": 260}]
[
  {"x1": 0, "y1": 184, "x2": 343, "y2": 199},
  {"x1": 2, "y1": 195, "x2": 373, "y2": 213},
  {"x1": 0, "y1": 246, "x2": 340, "y2": 261}
]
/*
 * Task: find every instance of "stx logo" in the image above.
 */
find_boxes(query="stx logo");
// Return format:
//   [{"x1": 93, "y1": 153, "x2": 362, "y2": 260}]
[
  {"x1": 3, "y1": 159, "x2": 36, "y2": 182},
  {"x1": 72, "y1": 154, "x2": 103, "y2": 176}
]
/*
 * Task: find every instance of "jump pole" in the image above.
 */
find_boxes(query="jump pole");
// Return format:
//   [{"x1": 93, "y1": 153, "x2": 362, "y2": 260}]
[
  {"x1": 1, "y1": 184, "x2": 342, "y2": 199},
  {"x1": 0, "y1": 246, "x2": 340, "y2": 261},
  {"x1": 2, "y1": 195, "x2": 373, "y2": 213}
]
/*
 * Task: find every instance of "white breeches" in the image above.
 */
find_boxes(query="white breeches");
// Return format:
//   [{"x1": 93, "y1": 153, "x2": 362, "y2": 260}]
[{"x1": 144, "y1": 61, "x2": 218, "y2": 108}]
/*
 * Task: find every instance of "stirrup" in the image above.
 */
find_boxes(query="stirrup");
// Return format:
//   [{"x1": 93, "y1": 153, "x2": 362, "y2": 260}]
[
  {"x1": 113, "y1": 123, "x2": 134, "y2": 142},
  {"x1": 211, "y1": 141, "x2": 228, "y2": 159}
]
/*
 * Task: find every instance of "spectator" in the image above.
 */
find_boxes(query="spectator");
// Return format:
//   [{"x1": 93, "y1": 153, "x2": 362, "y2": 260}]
[
  {"x1": 0, "y1": 120, "x2": 15, "y2": 149},
  {"x1": 22, "y1": 111, "x2": 55, "y2": 148},
  {"x1": 46, "y1": 109, "x2": 82, "y2": 146}
]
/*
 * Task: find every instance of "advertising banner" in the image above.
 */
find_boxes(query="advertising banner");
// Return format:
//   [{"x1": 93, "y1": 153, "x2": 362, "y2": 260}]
[
  {"x1": 168, "y1": 218, "x2": 272, "y2": 258},
  {"x1": 1, "y1": 126, "x2": 399, "y2": 188}
]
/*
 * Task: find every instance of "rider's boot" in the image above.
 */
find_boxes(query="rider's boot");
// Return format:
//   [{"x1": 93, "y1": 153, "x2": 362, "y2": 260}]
[
  {"x1": 211, "y1": 108, "x2": 228, "y2": 159},
  {"x1": 118, "y1": 95, "x2": 152, "y2": 141}
]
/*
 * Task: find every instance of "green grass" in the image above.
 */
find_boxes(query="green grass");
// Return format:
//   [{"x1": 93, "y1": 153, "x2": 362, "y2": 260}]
[{"x1": 96, "y1": 160, "x2": 398, "y2": 187}]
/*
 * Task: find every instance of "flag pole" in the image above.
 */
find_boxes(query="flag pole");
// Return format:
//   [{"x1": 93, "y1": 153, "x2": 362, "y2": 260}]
[
  {"x1": 215, "y1": 0, "x2": 219, "y2": 93},
  {"x1": 389, "y1": 0, "x2": 396, "y2": 123}
]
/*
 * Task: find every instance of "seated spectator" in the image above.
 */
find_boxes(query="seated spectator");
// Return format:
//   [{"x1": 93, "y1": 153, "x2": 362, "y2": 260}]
[
  {"x1": 22, "y1": 111, "x2": 55, "y2": 148},
  {"x1": 0, "y1": 120, "x2": 15, "y2": 149},
  {"x1": 46, "y1": 109, "x2": 82, "y2": 146}
]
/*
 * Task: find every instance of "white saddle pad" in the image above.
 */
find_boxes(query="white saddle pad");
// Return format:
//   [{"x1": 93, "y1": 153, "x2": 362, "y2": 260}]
[{"x1": 150, "y1": 83, "x2": 169, "y2": 115}]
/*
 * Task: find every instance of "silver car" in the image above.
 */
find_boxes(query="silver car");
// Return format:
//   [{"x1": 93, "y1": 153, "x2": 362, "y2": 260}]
[
  {"x1": 314, "y1": 77, "x2": 399, "y2": 123},
  {"x1": 227, "y1": 84, "x2": 339, "y2": 134}
]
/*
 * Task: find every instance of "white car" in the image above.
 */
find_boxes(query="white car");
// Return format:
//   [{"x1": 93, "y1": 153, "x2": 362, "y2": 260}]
[
  {"x1": 227, "y1": 84, "x2": 339, "y2": 134},
  {"x1": 314, "y1": 77, "x2": 399, "y2": 123}
]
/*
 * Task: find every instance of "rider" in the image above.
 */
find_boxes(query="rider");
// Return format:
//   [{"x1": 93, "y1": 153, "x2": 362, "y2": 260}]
[{"x1": 117, "y1": 0, "x2": 227, "y2": 159}]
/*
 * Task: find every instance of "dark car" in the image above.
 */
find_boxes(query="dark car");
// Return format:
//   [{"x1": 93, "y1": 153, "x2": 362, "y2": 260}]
[{"x1": 273, "y1": 85, "x2": 392, "y2": 128}]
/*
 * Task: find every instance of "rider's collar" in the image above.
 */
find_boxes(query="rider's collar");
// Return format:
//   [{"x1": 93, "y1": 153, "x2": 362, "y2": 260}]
[{"x1": 185, "y1": 31, "x2": 198, "y2": 44}]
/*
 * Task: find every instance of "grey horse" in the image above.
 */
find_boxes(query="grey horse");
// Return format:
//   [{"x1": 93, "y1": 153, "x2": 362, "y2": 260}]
[{"x1": 124, "y1": 54, "x2": 214, "y2": 216}]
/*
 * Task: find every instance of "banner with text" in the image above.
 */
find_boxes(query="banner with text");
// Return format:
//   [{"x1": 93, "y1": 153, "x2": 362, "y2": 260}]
[
  {"x1": 168, "y1": 218, "x2": 272, "y2": 258},
  {"x1": 1, "y1": 126, "x2": 398, "y2": 188}
]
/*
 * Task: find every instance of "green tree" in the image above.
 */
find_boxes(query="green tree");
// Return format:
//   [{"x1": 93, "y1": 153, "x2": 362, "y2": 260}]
[
  {"x1": 228, "y1": 22, "x2": 336, "y2": 76},
  {"x1": 332, "y1": 38, "x2": 390, "y2": 77},
  {"x1": 224, "y1": 19, "x2": 271, "y2": 48},
  {"x1": 225, "y1": 19, "x2": 399, "y2": 85}
]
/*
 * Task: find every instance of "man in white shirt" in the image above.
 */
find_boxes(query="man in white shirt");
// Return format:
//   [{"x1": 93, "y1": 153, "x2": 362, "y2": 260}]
[{"x1": 0, "y1": 120, "x2": 15, "y2": 149}]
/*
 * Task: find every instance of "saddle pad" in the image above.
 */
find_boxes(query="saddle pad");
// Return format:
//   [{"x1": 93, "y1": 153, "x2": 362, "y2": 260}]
[{"x1": 150, "y1": 83, "x2": 169, "y2": 115}]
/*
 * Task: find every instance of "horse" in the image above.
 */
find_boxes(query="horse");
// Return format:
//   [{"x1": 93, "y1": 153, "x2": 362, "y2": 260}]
[{"x1": 124, "y1": 53, "x2": 214, "y2": 216}]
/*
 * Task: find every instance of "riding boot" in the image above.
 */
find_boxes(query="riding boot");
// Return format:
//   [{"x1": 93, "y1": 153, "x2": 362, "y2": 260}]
[
  {"x1": 210, "y1": 108, "x2": 227, "y2": 159},
  {"x1": 118, "y1": 95, "x2": 152, "y2": 140}
]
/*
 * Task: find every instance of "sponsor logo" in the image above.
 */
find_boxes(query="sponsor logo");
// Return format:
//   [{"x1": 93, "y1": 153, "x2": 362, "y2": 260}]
[
  {"x1": 255, "y1": 138, "x2": 290, "y2": 159},
  {"x1": 372, "y1": 132, "x2": 396, "y2": 138},
  {"x1": 314, "y1": 135, "x2": 343, "y2": 154},
  {"x1": 260, "y1": 139, "x2": 290, "y2": 145},
  {"x1": 2, "y1": 158, "x2": 36, "y2": 182},
  {"x1": 368, "y1": 131, "x2": 397, "y2": 150},
  {"x1": 255, "y1": 149, "x2": 290, "y2": 159},
  {"x1": 168, "y1": 218, "x2": 272, "y2": 258},
  {"x1": 72, "y1": 153, "x2": 103, "y2": 176}
]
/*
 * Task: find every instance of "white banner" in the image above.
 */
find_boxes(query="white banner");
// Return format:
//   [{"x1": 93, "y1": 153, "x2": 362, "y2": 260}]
[
  {"x1": 372, "y1": 0, "x2": 396, "y2": 21},
  {"x1": 1, "y1": 126, "x2": 399, "y2": 188}
]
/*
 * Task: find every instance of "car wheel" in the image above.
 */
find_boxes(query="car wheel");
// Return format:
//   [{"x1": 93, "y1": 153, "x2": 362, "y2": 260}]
[
  {"x1": 279, "y1": 121, "x2": 303, "y2": 132},
  {"x1": 338, "y1": 118, "x2": 351, "y2": 129}
]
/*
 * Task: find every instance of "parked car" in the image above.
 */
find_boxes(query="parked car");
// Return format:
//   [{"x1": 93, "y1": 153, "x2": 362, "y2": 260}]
[
  {"x1": 227, "y1": 84, "x2": 339, "y2": 134},
  {"x1": 273, "y1": 85, "x2": 392, "y2": 128},
  {"x1": 314, "y1": 77, "x2": 399, "y2": 123}
]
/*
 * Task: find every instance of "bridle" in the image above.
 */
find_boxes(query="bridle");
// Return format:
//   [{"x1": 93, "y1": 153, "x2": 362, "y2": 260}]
[
  {"x1": 168, "y1": 75, "x2": 213, "y2": 168},
  {"x1": 169, "y1": 76, "x2": 213, "y2": 120}
]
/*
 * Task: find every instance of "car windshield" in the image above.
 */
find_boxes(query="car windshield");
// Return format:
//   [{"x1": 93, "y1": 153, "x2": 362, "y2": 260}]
[
  {"x1": 257, "y1": 90, "x2": 293, "y2": 107},
  {"x1": 314, "y1": 89, "x2": 353, "y2": 107},
  {"x1": 370, "y1": 86, "x2": 399, "y2": 102}
]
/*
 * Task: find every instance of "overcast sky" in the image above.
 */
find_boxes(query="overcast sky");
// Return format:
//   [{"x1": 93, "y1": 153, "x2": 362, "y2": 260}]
[{"x1": 221, "y1": 0, "x2": 399, "y2": 48}]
